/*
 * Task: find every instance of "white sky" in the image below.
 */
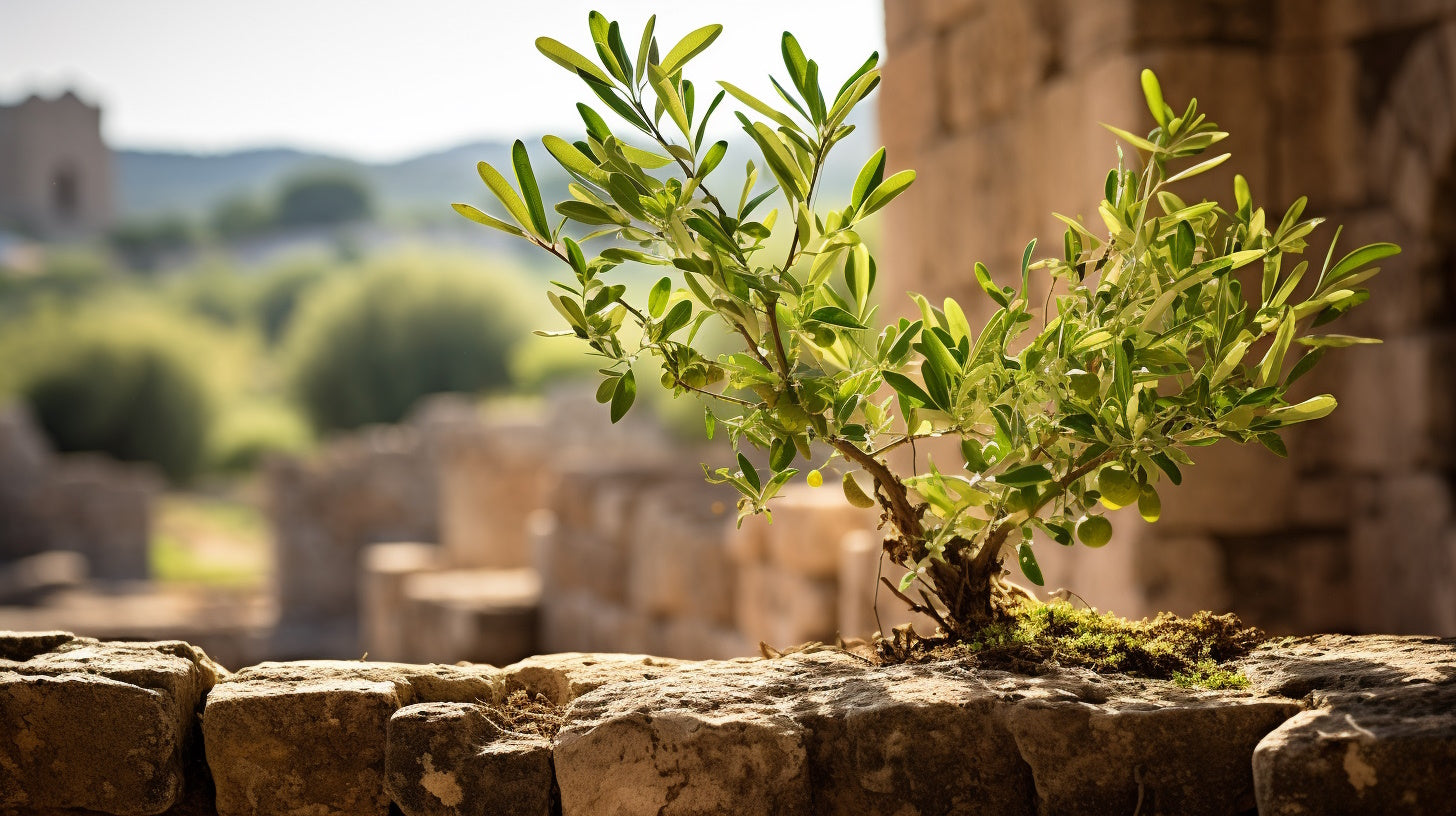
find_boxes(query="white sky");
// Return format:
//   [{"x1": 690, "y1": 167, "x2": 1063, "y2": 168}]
[{"x1": 0, "y1": 1, "x2": 885, "y2": 162}]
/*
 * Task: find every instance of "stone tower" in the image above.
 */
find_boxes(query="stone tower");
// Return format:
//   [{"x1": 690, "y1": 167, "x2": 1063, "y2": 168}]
[
  {"x1": 880, "y1": 0, "x2": 1456, "y2": 635},
  {"x1": 0, "y1": 91, "x2": 113, "y2": 238}
]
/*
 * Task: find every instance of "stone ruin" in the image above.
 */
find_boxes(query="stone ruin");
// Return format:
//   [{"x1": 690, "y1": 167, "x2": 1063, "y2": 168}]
[
  {"x1": 0, "y1": 404, "x2": 157, "y2": 599},
  {"x1": 276, "y1": 392, "x2": 918, "y2": 667},
  {"x1": 879, "y1": 0, "x2": 1456, "y2": 635}
]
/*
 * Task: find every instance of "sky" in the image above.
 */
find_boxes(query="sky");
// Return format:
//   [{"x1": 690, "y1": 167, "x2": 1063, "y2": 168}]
[{"x1": 0, "y1": 1, "x2": 885, "y2": 163}]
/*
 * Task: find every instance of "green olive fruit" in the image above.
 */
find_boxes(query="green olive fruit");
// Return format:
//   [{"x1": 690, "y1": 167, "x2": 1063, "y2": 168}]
[
  {"x1": 1077, "y1": 515, "x2": 1113, "y2": 548},
  {"x1": 1137, "y1": 483, "x2": 1162, "y2": 522},
  {"x1": 1097, "y1": 465, "x2": 1140, "y2": 509}
]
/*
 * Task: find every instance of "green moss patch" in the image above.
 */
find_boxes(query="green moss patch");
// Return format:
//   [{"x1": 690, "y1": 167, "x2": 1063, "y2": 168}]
[{"x1": 879, "y1": 602, "x2": 1264, "y2": 689}]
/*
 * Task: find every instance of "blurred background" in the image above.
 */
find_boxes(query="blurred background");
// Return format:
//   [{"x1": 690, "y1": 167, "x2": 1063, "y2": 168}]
[{"x1": 0, "y1": 0, "x2": 1450, "y2": 670}]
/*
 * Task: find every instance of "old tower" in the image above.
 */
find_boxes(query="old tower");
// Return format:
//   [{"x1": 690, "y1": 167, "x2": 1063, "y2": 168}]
[{"x1": 0, "y1": 91, "x2": 113, "y2": 238}]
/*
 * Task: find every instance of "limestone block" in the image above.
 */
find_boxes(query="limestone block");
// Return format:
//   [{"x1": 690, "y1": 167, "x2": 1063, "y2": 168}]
[
  {"x1": 500, "y1": 652, "x2": 686, "y2": 707},
  {"x1": 1155, "y1": 439, "x2": 1294, "y2": 535},
  {"x1": 943, "y1": 1, "x2": 1049, "y2": 131},
  {"x1": 883, "y1": 0, "x2": 927, "y2": 48},
  {"x1": 555, "y1": 678, "x2": 811, "y2": 816},
  {"x1": 360, "y1": 542, "x2": 442, "y2": 663},
  {"x1": 386, "y1": 702, "x2": 553, "y2": 816},
  {"x1": 203, "y1": 661, "x2": 500, "y2": 816},
  {"x1": 0, "y1": 633, "x2": 222, "y2": 816},
  {"x1": 879, "y1": 30, "x2": 940, "y2": 161},
  {"x1": 401, "y1": 568, "x2": 539, "y2": 665},
  {"x1": 1247, "y1": 634, "x2": 1456, "y2": 814},
  {"x1": 438, "y1": 417, "x2": 552, "y2": 570},
  {"x1": 1006, "y1": 696, "x2": 1298, "y2": 816},
  {"x1": 755, "y1": 485, "x2": 877, "y2": 578}
]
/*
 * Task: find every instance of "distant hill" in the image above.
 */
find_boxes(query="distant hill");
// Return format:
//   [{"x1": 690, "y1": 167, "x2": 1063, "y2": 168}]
[{"x1": 113, "y1": 110, "x2": 877, "y2": 222}]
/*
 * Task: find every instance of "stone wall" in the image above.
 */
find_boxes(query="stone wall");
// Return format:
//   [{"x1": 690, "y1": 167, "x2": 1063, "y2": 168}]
[
  {"x1": 3, "y1": 630, "x2": 1452, "y2": 815},
  {"x1": 879, "y1": 0, "x2": 1456, "y2": 635},
  {"x1": 0, "y1": 404, "x2": 158, "y2": 594},
  {"x1": 0, "y1": 91, "x2": 113, "y2": 238}
]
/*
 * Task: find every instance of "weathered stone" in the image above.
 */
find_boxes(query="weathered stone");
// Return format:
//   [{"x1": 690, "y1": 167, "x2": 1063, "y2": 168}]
[
  {"x1": 553, "y1": 661, "x2": 812, "y2": 816},
  {"x1": 203, "y1": 660, "x2": 500, "y2": 816},
  {"x1": 386, "y1": 702, "x2": 553, "y2": 816},
  {"x1": 0, "y1": 633, "x2": 223, "y2": 816},
  {"x1": 548, "y1": 651, "x2": 1303, "y2": 816},
  {"x1": 500, "y1": 652, "x2": 686, "y2": 706},
  {"x1": 360, "y1": 542, "x2": 442, "y2": 662},
  {"x1": 1006, "y1": 694, "x2": 1298, "y2": 816},
  {"x1": 1246, "y1": 635, "x2": 1456, "y2": 814}
]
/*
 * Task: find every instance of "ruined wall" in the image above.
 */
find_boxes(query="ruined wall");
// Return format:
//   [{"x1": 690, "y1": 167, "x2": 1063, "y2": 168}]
[
  {"x1": 0, "y1": 91, "x2": 113, "y2": 237},
  {"x1": 880, "y1": 0, "x2": 1456, "y2": 635}
]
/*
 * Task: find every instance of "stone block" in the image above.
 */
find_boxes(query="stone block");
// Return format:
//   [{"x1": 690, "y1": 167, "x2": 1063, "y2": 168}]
[
  {"x1": 0, "y1": 634, "x2": 222, "y2": 816},
  {"x1": 554, "y1": 673, "x2": 811, "y2": 816},
  {"x1": 879, "y1": 31, "x2": 940, "y2": 162},
  {"x1": 755, "y1": 485, "x2": 877, "y2": 579},
  {"x1": 1247, "y1": 634, "x2": 1456, "y2": 814},
  {"x1": 438, "y1": 415, "x2": 552, "y2": 570},
  {"x1": 202, "y1": 661, "x2": 499, "y2": 816},
  {"x1": 360, "y1": 542, "x2": 442, "y2": 663},
  {"x1": 943, "y1": 1, "x2": 1050, "y2": 132},
  {"x1": 1007, "y1": 696, "x2": 1298, "y2": 816},
  {"x1": 500, "y1": 652, "x2": 686, "y2": 707},
  {"x1": 401, "y1": 568, "x2": 539, "y2": 665},
  {"x1": 1155, "y1": 439, "x2": 1294, "y2": 535},
  {"x1": 386, "y1": 702, "x2": 553, "y2": 816}
]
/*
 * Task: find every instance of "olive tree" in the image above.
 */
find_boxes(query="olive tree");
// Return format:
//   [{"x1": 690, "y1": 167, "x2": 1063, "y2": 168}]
[{"x1": 455, "y1": 13, "x2": 1397, "y2": 638}]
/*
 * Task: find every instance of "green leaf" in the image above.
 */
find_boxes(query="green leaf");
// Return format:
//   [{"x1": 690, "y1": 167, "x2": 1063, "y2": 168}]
[
  {"x1": 809, "y1": 306, "x2": 868, "y2": 330},
  {"x1": 1172, "y1": 220, "x2": 1195, "y2": 269},
  {"x1": 1256, "y1": 308, "x2": 1295, "y2": 386},
  {"x1": 648, "y1": 277, "x2": 672, "y2": 318},
  {"x1": 859, "y1": 170, "x2": 915, "y2": 217},
  {"x1": 1164, "y1": 152, "x2": 1230, "y2": 185},
  {"x1": 699, "y1": 140, "x2": 729, "y2": 177},
  {"x1": 1017, "y1": 541, "x2": 1044, "y2": 586},
  {"x1": 451, "y1": 203, "x2": 525, "y2": 237},
  {"x1": 512, "y1": 140, "x2": 551, "y2": 238},
  {"x1": 998, "y1": 464, "x2": 1051, "y2": 488},
  {"x1": 1267, "y1": 394, "x2": 1337, "y2": 425},
  {"x1": 883, "y1": 371, "x2": 934, "y2": 408},
  {"x1": 842, "y1": 472, "x2": 876, "y2": 508},
  {"x1": 719, "y1": 81, "x2": 799, "y2": 130},
  {"x1": 1293, "y1": 334, "x2": 1381, "y2": 349},
  {"x1": 739, "y1": 452, "x2": 761, "y2": 492},
  {"x1": 595, "y1": 376, "x2": 619, "y2": 404},
  {"x1": 769, "y1": 437, "x2": 796, "y2": 472},
  {"x1": 659, "y1": 23, "x2": 722, "y2": 76},
  {"x1": 543, "y1": 135, "x2": 607, "y2": 184},
  {"x1": 781, "y1": 31, "x2": 809, "y2": 92},
  {"x1": 1321, "y1": 242, "x2": 1400, "y2": 293},
  {"x1": 704, "y1": 407, "x2": 716, "y2": 439},
  {"x1": 1020, "y1": 238, "x2": 1037, "y2": 294},
  {"x1": 1100, "y1": 123, "x2": 1160, "y2": 153},
  {"x1": 1140, "y1": 68, "x2": 1166, "y2": 126},
  {"x1": 975, "y1": 262, "x2": 1010, "y2": 308},
  {"x1": 535, "y1": 36, "x2": 613, "y2": 84},
  {"x1": 659, "y1": 299, "x2": 693, "y2": 338},
  {"x1": 609, "y1": 370, "x2": 636, "y2": 423},
  {"x1": 475, "y1": 161, "x2": 535, "y2": 236},
  {"x1": 635, "y1": 14, "x2": 656, "y2": 84},
  {"x1": 851, "y1": 147, "x2": 887, "y2": 211}
]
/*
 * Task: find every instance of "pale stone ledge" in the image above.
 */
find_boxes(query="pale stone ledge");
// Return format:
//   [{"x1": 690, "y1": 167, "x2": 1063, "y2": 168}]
[{"x1": 1, "y1": 631, "x2": 1453, "y2": 816}]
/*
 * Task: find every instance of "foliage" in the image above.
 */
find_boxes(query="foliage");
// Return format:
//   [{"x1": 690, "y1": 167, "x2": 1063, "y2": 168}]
[
  {"x1": 18, "y1": 318, "x2": 214, "y2": 483},
  {"x1": 108, "y1": 215, "x2": 198, "y2": 272},
  {"x1": 274, "y1": 171, "x2": 373, "y2": 228},
  {"x1": 207, "y1": 399, "x2": 313, "y2": 473},
  {"x1": 254, "y1": 256, "x2": 333, "y2": 344},
  {"x1": 285, "y1": 254, "x2": 529, "y2": 432},
  {"x1": 456, "y1": 13, "x2": 1397, "y2": 636},
  {"x1": 209, "y1": 193, "x2": 274, "y2": 242}
]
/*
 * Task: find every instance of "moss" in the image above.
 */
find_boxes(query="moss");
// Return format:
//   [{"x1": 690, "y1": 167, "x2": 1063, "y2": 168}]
[{"x1": 881, "y1": 601, "x2": 1262, "y2": 690}]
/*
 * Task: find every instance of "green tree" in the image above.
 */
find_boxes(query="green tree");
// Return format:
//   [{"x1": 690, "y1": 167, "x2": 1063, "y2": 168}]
[
  {"x1": 285, "y1": 255, "x2": 527, "y2": 432},
  {"x1": 274, "y1": 171, "x2": 372, "y2": 228},
  {"x1": 459, "y1": 13, "x2": 1397, "y2": 637}
]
